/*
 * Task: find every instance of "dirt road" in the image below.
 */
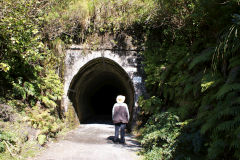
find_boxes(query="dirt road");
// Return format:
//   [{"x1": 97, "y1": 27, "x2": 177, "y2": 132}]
[{"x1": 33, "y1": 124, "x2": 141, "y2": 160}]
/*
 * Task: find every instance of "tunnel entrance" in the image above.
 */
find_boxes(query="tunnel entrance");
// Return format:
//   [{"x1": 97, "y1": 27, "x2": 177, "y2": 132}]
[{"x1": 68, "y1": 57, "x2": 134, "y2": 124}]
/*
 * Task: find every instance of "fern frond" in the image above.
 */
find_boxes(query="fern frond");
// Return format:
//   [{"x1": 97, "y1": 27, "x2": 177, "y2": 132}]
[
  {"x1": 215, "y1": 120, "x2": 235, "y2": 132},
  {"x1": 216, "y1": 107, "x2": 240, "y2": 119},
  {"x1": 200, "y1": 114, "x2": 218, "y2": 134},
  {"x1": 234, "y1": 126, "x2": 240, "y2": 138},
  {"x1": 231, "y1": 97, "x2": 240, "y2": 106},
  {"x1": 234, "y1": 151, "x2": 240, "y2": 160},
  {"x1": 207, "y1": 139, "x2": 226, "y2": 160},
  {"x1": 233, "y1": 116, "x2": 240, "y2": 127},
  {"x1": 228, "y1": 55, "x2": 240, "y2": 69},
  {"x1": 189, "y1": 48, "x2": 214, "y2": 70},
  {"x1": 159, "y1": 65, "x2": 172, "y2": 83},
  {"x1": 226, "y1": 66, "x2": 240, "y2": 84},
  {"x1": 200, "y1": 92, "x2": 216, "y2": 108},
  {"x1": 215, "y1": 83, "x2": 240, "y2": 99},
  {"x1": 183, "y1": 84, "x2": 193, "y2": 95},
  {"x1": 177, "y1": 101, "x2": 195, "y2": 119},
  {"x1": 197, "y1": 110, "x2": 209, "y2": 120},
  {"x1": 230, "y1": 140, "x2": 240, "y2": 149}
]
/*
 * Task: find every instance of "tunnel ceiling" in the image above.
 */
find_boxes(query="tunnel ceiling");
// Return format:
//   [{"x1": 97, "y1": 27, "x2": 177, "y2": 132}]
[{"x1": 68, "y1": 57, "x2": 134, "y2": 123}]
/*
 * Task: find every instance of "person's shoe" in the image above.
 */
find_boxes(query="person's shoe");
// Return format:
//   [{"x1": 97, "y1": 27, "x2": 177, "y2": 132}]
[
  {"x1": 113, "y1": 138, "x2": 119, "y2": 144},
  {"x1": 119, "y1": 139, "x2": 126, "y2": 145}
]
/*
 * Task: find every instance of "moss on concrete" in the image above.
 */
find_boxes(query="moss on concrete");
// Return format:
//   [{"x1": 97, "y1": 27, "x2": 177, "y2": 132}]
[{"x1": 65, "y1": 102, "x2": 80, "y2": 129}]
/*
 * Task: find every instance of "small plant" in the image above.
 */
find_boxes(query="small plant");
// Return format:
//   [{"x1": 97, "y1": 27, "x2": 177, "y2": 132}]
[{"x1": 0, "y1": 130, "x2": 19, "y2": 156}]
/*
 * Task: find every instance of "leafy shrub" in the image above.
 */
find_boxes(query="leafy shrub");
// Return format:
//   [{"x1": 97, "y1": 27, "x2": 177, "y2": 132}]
[
  {"x1": 0, "y1": 0, "x2": 63, "y2": 109},
  {"x1": 138, "y1": 1, "x2": 240, "y2": 159},
  {"x1": 138, "y1": 96, "x2": 163, "y2": 113},
  {"x1": 24, "y1": 105, "x2": 64, "y2": 145},
  {"x1": 139, "y1": 112, "x2": 185, "y2": 160}
]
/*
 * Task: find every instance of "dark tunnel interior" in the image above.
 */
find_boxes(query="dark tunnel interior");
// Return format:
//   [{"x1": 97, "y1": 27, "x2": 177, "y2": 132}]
[{"x1": 68, "y1": 58, "x2": 134, "y2": 124}]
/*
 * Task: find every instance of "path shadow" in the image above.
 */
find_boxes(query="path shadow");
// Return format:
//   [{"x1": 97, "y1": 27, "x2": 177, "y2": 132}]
[{"x1": 106, "y1": 135, "x2": 141, "y2": 152}]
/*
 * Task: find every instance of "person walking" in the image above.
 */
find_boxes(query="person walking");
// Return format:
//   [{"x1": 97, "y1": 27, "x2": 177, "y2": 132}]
[{"x1": 112, "y1": 95, "x2": 130, "y2": 144}]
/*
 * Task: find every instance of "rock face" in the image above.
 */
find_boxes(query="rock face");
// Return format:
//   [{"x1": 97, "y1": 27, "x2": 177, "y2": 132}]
[{"x1": 63, "y1": 45, "x2": 145, "y2": 128}]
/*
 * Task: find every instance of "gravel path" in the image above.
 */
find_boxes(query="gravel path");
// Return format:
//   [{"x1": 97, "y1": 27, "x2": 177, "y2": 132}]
[{"x1": 32, "y1": 124, "x2": 141, "y2": 160}]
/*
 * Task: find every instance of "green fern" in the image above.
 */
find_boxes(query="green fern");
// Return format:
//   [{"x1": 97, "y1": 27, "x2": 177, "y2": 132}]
[
  {"x1": 216, "y1": 107, "x2": 240, "y2": 119},
  {"x1": 207, "y1": 139, "x2": 226, "y2": 160},
  {"x1": 215, "y1": 83, "x2": 240, "y2": 99},
  {"x1": 226, "y1": 65, "x2": 240, "y2": 84},
  {"x1": 200, "y1": 113, "x2": 218, "y2": 134},
  {"x1": 215, "y1": 120, "x2": 236, "y2": 132},
  {"x1": 228, "y1": 55, "x2": 240, "y2": 69},
  {"x1": 183, "y1": 84, "x2": 194, "y2": 95},
  {"x1": 189, "y1": 48, "x2": 214, "y2": 70},
  {"x1": 200, "y1": 92, "x2": 216, "y2": 109},
  {"x1": 231, "y1": 140, "x2": 240, "y2": 149}
]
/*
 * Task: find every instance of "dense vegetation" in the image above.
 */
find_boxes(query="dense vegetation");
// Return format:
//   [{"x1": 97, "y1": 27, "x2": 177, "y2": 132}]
[
  {"x1": 1, "y1": 0, "x2": 240, "y2": 159},
  {"x1": 137, "y1": 1, "x2": 240, "y2": 159},
  {"x1": 0, "y1": 0, "x2": 70, "y2": 159}
]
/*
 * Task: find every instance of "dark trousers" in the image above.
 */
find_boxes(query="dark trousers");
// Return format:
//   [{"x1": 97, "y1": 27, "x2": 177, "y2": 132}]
[{"x1": 114, "y1": 123, "x2": 126, "y2": 142}]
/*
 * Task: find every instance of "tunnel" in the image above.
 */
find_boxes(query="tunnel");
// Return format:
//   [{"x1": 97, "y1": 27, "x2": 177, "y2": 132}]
[{"x1": 68, "y1": 57, "x2": 135, "y2": 124}]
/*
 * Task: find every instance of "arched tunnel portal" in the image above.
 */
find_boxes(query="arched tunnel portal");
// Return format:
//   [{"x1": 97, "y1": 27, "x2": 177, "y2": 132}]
[{"x1": 68, "y1": 57, "x2": 135, "y2": 124}]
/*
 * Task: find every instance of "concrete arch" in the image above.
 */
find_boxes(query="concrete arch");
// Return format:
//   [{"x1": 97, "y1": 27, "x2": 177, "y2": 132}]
[
  {"x1": 63, "y1": 47, "x2": 145, "y2": 128},
  {"x1": 68, "y1": 57, "x2": 135, "y2": 123}
]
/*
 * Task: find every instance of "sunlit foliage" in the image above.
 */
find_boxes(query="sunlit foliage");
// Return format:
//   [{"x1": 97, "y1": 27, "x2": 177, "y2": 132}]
[{"x1": 1, "y1": 0, "x2": 240, "y2": 159}]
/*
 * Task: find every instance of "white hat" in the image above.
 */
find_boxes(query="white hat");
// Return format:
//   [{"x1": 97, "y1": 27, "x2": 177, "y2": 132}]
[{"x1": 116, "y1": 95, "x2": 125, "y2": 103}]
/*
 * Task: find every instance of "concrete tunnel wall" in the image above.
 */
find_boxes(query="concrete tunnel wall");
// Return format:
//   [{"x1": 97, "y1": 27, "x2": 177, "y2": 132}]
[
  {"x1": 63, "y1": 46, "x2": 146, "y2": 128},
  {"x1": 68, "y1": 57, "x2": 135, "y2": 122}
]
